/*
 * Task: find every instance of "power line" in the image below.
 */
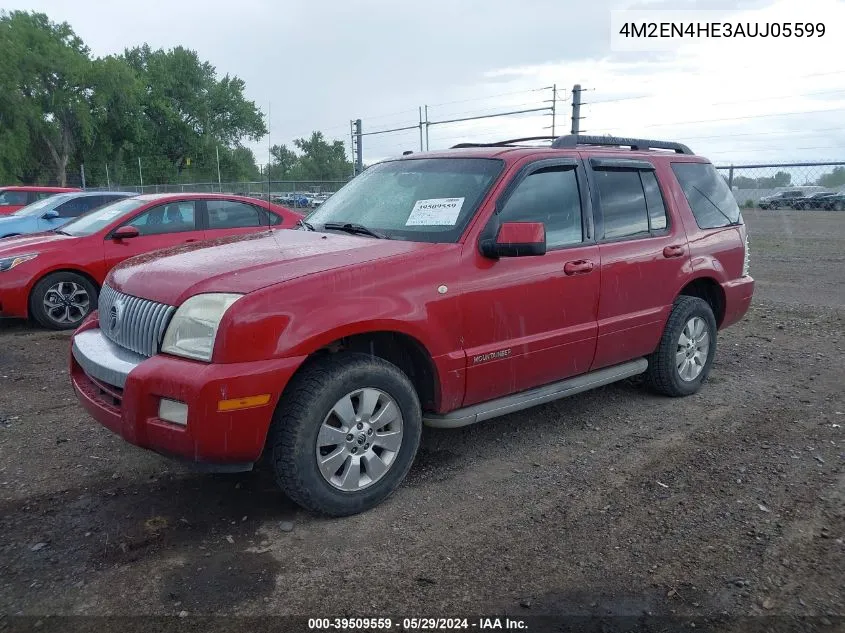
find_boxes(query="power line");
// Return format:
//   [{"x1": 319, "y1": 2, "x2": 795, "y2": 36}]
[
  {"x1": 643, "y1": 106, "x2": 845, "y2": 128},
  {"x1": 680, "y1": 126, "x2": 844, "y2": 141},
  {"x1": 427, "y1": 86, "x2": 549, "y2": 108}
]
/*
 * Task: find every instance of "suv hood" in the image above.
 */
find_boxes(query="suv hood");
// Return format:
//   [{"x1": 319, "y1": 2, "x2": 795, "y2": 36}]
[{"x1": 109, "y1": 229, "x2": 438, "y2": 306}]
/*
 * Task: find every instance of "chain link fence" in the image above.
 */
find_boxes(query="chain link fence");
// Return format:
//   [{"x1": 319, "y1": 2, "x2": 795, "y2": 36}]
[
  {"x1": 715, "y1": 162, "x2": 845, "y2": 210},
  {"x1": 86, "y1": 180, "x2": 348, "y2": 208}
]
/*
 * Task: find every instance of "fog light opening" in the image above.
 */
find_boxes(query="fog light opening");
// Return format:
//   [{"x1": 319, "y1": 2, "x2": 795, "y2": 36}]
[{"x1": 158, "y1": 399, "x2": 188, "y2": 426}]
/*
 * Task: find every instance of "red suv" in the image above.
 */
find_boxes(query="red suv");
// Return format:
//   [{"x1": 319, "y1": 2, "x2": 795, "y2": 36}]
[
  {"x1": 70, "y1": 135, "x2": 754, "y2": 516},
  {"x1": 0, "y1": 186, "x2": 80, "y2": 215}
]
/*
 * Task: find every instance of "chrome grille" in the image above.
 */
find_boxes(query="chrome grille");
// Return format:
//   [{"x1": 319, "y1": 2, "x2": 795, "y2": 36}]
[{"x1": 98, "y1": 285, "x2": 175, "y2": 357}]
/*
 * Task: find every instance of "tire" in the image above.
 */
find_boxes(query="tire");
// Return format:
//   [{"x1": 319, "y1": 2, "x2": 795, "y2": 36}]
[
  {"x1": 645, "y1": 296, "x2": 717, "y2": 397},
  {"x1": 269, "y1": 352, "x2": 422, "y2": 516},
  {"x1": 30, "y1": 271, "x2": 98, "y2": 330}
]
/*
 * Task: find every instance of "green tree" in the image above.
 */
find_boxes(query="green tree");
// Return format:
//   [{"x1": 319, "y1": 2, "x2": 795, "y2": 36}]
[
  {"x1": 731, "y1": 171, "x2": 792, "y2": 189},
  {"x1": 293, "y1": 132, "x2": 351, "y2": 180},
  {"x1": 268, "y1": 132, "x2": 351, "y2": 181},
  {"x1": 123, "y1": 45, "x2": 266, "y2": 182},
  {"x1": 269, "y1": 144, "x2": 298, "y2": 178},
  {"x1": 816, "y1": 166, "x2": 845, "y2": 189},
  {"x1": 0, "y1": 11, "x2": 93, "y2": 185}
]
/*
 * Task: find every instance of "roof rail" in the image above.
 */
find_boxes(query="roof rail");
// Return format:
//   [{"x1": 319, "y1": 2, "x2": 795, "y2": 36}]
[
  {"x1": 551, "y1": 134, "x2": 693, "y2": 155},
  {"x1": 451, "y1": 136, "x2": 557, "y2": 149}
]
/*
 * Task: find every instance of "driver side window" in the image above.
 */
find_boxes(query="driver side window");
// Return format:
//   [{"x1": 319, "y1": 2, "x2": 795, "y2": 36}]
[
  {"x1": 123, "y1": 202, "x2": 197, "y2": 236},
  {"x1": 498, "y1": 166, "x2": 583, "y2": 248}
]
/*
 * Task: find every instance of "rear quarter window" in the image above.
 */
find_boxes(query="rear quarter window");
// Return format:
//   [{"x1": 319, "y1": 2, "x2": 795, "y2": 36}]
[{"x1": 671, "y1": 162, "x2": 742, "y2": 229}]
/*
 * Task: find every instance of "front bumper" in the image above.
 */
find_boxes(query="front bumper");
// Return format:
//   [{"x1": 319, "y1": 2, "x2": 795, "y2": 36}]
[{"x1": 70, "y1": 322, "x2": 306, "y2": 465}]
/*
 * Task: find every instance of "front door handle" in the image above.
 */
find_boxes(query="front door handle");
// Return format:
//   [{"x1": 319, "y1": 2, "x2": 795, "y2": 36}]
[
  {"x1": 183, "y1": 238, "x2": 198, "y2": 243},
  {"x1": 564, "y1": 260, "x2": 594, "y2": 275},
  {"x1": 663, "y1": 245, "x2": 685, "y2": 258}
]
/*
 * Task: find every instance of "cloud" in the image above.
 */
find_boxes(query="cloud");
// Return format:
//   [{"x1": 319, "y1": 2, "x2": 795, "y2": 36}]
[{"x1": 9, "y1": 0, "x2": 844, "y2": 165}]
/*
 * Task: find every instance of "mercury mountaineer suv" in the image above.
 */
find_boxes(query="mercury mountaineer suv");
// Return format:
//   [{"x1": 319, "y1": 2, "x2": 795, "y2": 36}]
[{"x1": 70, "y1": 135, "x2": 754, "y2": 516}]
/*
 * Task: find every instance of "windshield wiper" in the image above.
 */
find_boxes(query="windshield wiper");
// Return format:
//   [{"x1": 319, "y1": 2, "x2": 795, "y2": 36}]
[
  {"x1": 296, "y1": 218, "x2": 315, "y2": 231},
  {"x1": 53, "y1": 229, "x2": 71, "y2": 236},
  {"x1": 323, "y1": 222, "x2": 388, "y2": 239}
]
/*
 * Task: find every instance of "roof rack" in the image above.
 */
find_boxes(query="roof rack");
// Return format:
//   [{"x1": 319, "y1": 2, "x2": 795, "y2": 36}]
[
  {"x1": 451, "y1": 136, "x2": 558, "y2": 149},
  {"x1": 551, "y1": 134, "x2": 693, "y2": 154},
  {"x1": 450, "y1": 134, "x2": 694, "y2": 155}
]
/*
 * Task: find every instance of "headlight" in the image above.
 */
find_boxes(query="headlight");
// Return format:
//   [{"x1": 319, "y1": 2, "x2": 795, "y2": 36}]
[
  {"x1": 0, "y1": 253, "x2": 38, "y2": 272},
  {"x1": 161, "y1": 293, "x2": 242, "y2": 362}
]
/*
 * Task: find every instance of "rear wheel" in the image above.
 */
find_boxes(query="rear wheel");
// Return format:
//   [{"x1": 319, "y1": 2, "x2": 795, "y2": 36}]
[
  {"x1": 30, "y1": 271, "x2": 97, "y2": 330},
  {"x1": 645, "y1": 296, "x2": 717, "y2": 397},
  {"x1": 269, "y1": 352, "x2": 422, "y2": 516}
]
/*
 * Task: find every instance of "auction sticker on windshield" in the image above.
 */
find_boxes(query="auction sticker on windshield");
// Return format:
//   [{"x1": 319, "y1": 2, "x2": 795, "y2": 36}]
[{"x1": 405, "y1": 197, "x2": 465, "y2": 226}]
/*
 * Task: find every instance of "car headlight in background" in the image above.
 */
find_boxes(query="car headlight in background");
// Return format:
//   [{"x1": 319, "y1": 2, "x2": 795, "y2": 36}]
[
  {"x1": 161, "y1": 293, "x2": 242, "y2": 362},
  {"x1": 0, "y1": 253, "x2": 38, "y2": 272}
]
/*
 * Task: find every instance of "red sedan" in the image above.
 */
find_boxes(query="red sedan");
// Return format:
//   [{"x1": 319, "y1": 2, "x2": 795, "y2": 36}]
[
  {"x1": 0, "y1": 193, "x2": 301, "y2": 329},
  {"x1": 0, "y1": 186, "x2": 81, "y2": 215}
]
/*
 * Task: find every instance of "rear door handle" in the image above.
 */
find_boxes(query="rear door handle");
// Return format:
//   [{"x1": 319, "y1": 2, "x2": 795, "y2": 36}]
[
  {"x1": 564, "y1": 260, "x2": 594, "y2": 275},
  {"x1": 663, "y1": 245, "x2": 685, "y2": 258}
]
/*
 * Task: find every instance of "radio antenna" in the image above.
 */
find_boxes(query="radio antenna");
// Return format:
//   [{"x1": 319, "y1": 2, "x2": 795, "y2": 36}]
[{"x1": 267, "y1": 101, "x2": 272, "y2": 231}]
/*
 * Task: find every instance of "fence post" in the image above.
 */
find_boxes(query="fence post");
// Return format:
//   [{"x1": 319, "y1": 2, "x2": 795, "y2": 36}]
[{"x1": 728, "y1": 165, "x2": 734, "y2": 190}]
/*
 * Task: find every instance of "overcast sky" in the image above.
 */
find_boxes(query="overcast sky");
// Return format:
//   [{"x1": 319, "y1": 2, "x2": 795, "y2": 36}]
[{"x1": 10, "y1": 0, "x2": 845, "y2": 166}]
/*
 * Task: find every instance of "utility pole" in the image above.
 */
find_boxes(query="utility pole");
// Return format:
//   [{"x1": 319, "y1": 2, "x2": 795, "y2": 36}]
[
  {"x1": 551, "y1": 84, "x2": 557, "y2": 138},
  {"x1": 216, "y1": 145, "x2": 222, "y2": 191},
  {"x1": 80, "y1": 163, "x2": 86, "y2": 190},
  {"x1": 354, "y1": 118, "x2": 363, "y2": 176},
  {"x1": 138, "y1": 157, "x2": 143, "y2": 188},
  {"x1": 105, "y1": 163, "x2": 111, "y2": 190},
  {"x1": 419, "y1": 107, "x2": 424, "y2": 151},
  {"x1": 571, "y1": 83, "x2": 583, "y2": 135}
]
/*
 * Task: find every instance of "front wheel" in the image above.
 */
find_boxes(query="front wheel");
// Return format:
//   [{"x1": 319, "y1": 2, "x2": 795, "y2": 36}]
[
  {"x1": 269, "y1": 353, "x2": 422, "y2": 516},
  {"x1": 30, "y1": 271, "x2": 98, "y2": 330},
  {"x1": 645, "y1": 296, "x2": 717, "y2": 397}
]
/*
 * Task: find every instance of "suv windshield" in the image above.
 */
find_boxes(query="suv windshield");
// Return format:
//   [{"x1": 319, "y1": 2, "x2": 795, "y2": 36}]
[
  {"x1": 305, "y1": 158, "x2": 503, "y2": 243},
  {"x1": 59, "y1": 197, "x2": 146, "y2": 236}
]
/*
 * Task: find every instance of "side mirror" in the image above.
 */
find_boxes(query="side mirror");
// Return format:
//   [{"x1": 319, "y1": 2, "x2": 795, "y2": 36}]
[
  {"x1": 112, "y1": 225, "x2": 140, "y2": 240},
  {"x1": 41, "y1": 210, "x2": 60, "y2": 220},
  {"x1": 480, "y1": 221, "x2": 547, "y2": 258}
]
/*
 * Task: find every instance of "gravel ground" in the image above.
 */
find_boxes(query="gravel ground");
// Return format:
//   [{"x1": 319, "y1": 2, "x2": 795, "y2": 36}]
[{"x1": 0, "y1": 210, "x2": 843, "y2": 629}]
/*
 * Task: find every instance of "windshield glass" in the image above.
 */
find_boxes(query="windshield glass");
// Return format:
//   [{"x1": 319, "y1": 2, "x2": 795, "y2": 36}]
[
  {"x1": 12, "y1": 193, "x2": 72, "y2": 217},
  {"x1": 60, "y1": 197, "x2": 146, "y2": 236},
  {"x1": 306, "y1": 158, "x2": 503, "y2": 242}
]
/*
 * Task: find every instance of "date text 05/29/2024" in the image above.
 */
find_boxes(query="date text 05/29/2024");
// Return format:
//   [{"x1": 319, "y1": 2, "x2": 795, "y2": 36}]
[{"x1": 307, "y1": 617, "x2": 527, "y2": 630}]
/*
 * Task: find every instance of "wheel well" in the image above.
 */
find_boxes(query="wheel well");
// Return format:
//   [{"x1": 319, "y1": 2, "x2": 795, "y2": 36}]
[
  {"x1": 679, "y1": 278, "x2": 725, "y2": 327},
  {"x1": 309, "y1": 331, "x2": 439, "y2": 411},
  {"x1": 28, "y1": 269, "x2": 101, "y2": 313}
]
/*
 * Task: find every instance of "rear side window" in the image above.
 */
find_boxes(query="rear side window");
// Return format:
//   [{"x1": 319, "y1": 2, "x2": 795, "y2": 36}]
[
  {"x1": 55, "y1": 196, "x2": 107, "y2": 218},
  {"x1": 671, "y1": 162, "x2": 741, "y2": 228},
  {"x1": 0, "y1": 191, "x2": 28, "y2": 206},
  {"x1": 207, "y1": 200, "x2": 262, "y2": 229},
  {"x1": 498, "y1": 166, "x2": 583, "y2": 248}
]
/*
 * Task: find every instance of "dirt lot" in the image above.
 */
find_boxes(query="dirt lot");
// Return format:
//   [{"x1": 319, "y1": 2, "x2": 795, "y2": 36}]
[{"x1": 1, "y1": 210, "x2": 843, "y2": 629}]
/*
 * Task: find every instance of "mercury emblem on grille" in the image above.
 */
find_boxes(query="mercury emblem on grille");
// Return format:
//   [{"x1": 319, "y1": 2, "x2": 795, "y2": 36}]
[{"x1": 109, "y1": 299, "x2": 125, "y2": 334}]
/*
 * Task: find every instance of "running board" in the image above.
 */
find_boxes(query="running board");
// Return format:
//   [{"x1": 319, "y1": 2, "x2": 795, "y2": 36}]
[{"x1": 423, "y1": 358, "x2": 648, "y2": 428}]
